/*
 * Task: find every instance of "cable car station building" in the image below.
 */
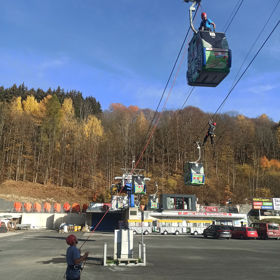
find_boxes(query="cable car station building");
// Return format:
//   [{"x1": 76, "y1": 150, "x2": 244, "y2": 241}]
[
  {"x1": 146, "y1": 194, "x2": 247, "y2": 227},
  {"x1": 86, "y1": 193, "x2": 248, "y2": 232}
]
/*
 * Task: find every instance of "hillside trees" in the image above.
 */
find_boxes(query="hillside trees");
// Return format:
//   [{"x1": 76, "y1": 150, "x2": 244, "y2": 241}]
[
  {"x1": 0, "y1": 84, "x2": 102, "y2": 118},
  {"x1": 0, "y1": 93, "x2": 105, "y2": 190},
  {"x1": 0, "y1": 85, "x2": 279, "y2": 204}
]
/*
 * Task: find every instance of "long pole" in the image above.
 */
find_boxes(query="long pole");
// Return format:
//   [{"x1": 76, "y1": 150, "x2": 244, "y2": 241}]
[{"x1": 141, "y1": 209, "x2": 144, "y2": 260}]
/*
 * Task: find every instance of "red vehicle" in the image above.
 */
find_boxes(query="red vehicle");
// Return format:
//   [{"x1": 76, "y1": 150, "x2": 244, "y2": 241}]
[
  {"x1": 250, "y1": 222, "x2": 280, "y2": 240},
  {"x1": 231, "y1": 226, "x2": 258, "y2": 239}
]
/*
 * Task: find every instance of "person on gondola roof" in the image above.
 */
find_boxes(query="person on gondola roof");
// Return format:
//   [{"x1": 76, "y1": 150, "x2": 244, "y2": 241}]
[{"x1": 199, "y1": 12, "x2": 216, "y2": 32}]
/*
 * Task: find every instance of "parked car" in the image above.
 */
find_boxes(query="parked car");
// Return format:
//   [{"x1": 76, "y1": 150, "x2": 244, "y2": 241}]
[
  {"x1": 231, "y1": 226, "x2": 258, "y2": 239},
  {"x1": 250, "y1": 222, "x2": 280, "y2": 240},
  {"x1": 203, "y1": 225, "x2": 232, "y2": 239}
]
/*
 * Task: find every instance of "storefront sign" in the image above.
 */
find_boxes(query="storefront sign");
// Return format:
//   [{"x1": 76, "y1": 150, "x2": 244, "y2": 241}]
[{"x1": 178, "y1": 211, "x2": 233, "y2": 217}]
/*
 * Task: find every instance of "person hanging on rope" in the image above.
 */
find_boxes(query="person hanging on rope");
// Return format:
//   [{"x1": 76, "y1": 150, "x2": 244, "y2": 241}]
[
  {"x1": 65, "y1": 234, "x2": 89, "y2": 280},
  {"x1": 199, "y1": 12, "x2": 216, "y2": 32},
  {"x1": 202, "y1": 120, "x2": 216, "y2": 146}
]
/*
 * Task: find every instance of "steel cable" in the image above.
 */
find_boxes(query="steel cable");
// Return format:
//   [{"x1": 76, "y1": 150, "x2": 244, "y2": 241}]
[{"x1": 137, "y1": 4, "x2": 200, "y2": 160}]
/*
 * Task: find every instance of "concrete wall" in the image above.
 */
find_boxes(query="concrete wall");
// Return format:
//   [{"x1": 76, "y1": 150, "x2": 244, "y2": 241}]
[
  {"x1": 53, "y1": 213, "x2": 86, "y2": 229},
  {"x1": 20, "y1": 213, "x2": 86, "y2": 229},
  {"x1": 21, "y1": 213, "x2": 54, "y2": 229}
]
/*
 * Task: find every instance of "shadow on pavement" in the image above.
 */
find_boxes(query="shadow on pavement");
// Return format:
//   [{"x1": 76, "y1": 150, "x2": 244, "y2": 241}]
[
  {"x1": 38, "y1": 255, "x2": 66, "y2": 264},
  {"x1": 31, "y1": 235, "x2": 96, "y2": 242},
  {"x1": 38, "y1": 256, "x2": 103, "y2": 266},
  {"x1": 84, "y1": 257, "x2": 103, "y2": 265}
]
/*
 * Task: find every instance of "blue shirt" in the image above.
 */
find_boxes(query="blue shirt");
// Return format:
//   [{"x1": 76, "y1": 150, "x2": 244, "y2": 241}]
[
  {"x1": 200, "y1": 18, "x2": 213, "y2": 30},
  {"x1": 66, "y1": 246, "x2": 81, "y2": 280}
]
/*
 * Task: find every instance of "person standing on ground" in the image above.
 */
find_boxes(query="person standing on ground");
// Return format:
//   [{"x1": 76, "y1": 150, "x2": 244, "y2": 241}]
[{"x1": 65, "y1": 234, "x2": 89, "y2": 280}]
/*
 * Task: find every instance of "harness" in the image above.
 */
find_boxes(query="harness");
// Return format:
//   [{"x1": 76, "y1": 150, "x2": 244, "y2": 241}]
[
  {"x1": 67, "y1": 264, "x2": 82, "y2": 271},
  {"x1": 200, "y1": 19, "x2": 212, "y2": 31}
]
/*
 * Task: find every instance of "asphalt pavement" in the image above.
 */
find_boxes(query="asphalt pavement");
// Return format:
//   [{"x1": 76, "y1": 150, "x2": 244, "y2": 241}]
[{"x1": 1, "y1": 230, "x2": 280, "y2": 280}]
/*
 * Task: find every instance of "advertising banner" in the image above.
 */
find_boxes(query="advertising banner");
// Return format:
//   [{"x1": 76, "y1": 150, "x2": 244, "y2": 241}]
[
  {"x1": 150, "y1": 201, "x2": 158, "y2": 209},
  {"x1": 191, "y1": 174, "x2": 205, "y2": 185},
  {"x1": 201, "y1": 206, "x2": 218, "y2": 212},
  {"x1": 273, "y1": 198, "x2": 280, "y2": 211},
  {"x1": 205, "y1": 50, "x2": 229, "y2": 70},
  {"x1": 252, "y1": 198, "x2": 273, "y2": 210},
  {"x1": 133, "y1": 176, "x2": 146, "y2": 194}
]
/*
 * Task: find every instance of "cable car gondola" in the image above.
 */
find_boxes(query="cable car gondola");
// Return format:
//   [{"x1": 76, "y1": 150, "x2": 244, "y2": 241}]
[
  {"x1": 184, "y1": 161, "x2": 205, "y2": 185},
  {"x1": 184, "y1": 0, "x2": 232, "y2": 87},
  {"x1": 184, "y1": 142, "x2": 205, "y2": 185}
]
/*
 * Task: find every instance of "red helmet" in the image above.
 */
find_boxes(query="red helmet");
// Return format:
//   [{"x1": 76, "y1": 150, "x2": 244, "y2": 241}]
[
  {"x1": 66, "y1": 234, "x2": 78, "y2": 246},
  {"x1": 213, "y1": 122, "x2": 216, "y2": 126},
  {"x1": 201, "y1": 12, "x2": 207, "y2": 19}
]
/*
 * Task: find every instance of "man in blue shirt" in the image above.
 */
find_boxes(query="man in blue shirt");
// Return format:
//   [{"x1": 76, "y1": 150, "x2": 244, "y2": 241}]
[
  {"x1": 199, "y1": 12, "x2": 216, "y2": 32},
  {"x1": 66, "y1": 235, "x2": 89, "y2": 280}
]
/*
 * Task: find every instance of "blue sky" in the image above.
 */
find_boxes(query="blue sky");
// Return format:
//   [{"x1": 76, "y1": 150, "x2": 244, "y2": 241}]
[{"x1": 0, "y1": 0, "x2": 279, "y2": 121}]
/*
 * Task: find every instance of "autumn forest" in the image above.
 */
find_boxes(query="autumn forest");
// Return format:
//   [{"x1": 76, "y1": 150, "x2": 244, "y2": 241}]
[{"x1": 0, "y1": 84, "x2": 279, "y2": 205}]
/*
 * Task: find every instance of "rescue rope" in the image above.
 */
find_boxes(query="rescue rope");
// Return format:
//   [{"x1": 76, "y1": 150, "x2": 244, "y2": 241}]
[
  {"x1": 130, "y1": 4, "x2": 200, "y2": 171},
  {"x1": 79, "y1": 207, "x2": 111, "y2": 250},
  {"x1": 71, "y1": 7, "x2": 201, "y2": 277},
  {"x1": 137, "y1": 4, "x2": 200, "y2": 161}
]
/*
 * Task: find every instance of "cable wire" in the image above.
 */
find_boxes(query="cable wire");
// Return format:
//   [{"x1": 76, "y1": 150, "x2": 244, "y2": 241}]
[
  {"x1": 224, "y1": 0, "x2": 244, "y2": 33},
  {"x1": 133, "y1": 29, "x2": 190, "y2": 173},
  {"x1": 133, "y1": 5, "x2": 201, "y2": 172},
  {"x1": 231, "y1": 0, "x2": 280, "y2": 91},
  {"x1": 203, "y1": 19, "x2": 280, "y2": 139},
  {"x1": 181, "y1": 87, "x2": 195, "y2": 109},
  {"x1": 214, "y1": 20, "x2": 279, "y2": 116},
  {"x1": 217, "y1": 0, "x2": 280, "y2": 116},
  {"x1": 139, "y1": 5, "x2": 200, "y2": 154},
  {"x1": 198, "y1": 0, "x2": 279, "y2": 140},
  {"x1": 71, "y1": 4, "x2": 201, "y2": 270},
  {"x1": 222, "y1": 0, "x2": 241, "y2": 31},
  {"x1": 61, "y1": 2, "x2": 242, "y2": 277},
  {"x1": 215, "y1": 2, "x2": 280, "y2": 146},
  {"x1": 183, "y1": 1, "x2": 244, "y2": 139}
]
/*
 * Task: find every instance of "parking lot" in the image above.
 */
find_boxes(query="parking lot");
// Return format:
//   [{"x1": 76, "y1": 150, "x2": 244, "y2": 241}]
[{"x1": 1, "y1": 230, "x2": 280, "y2": 280}]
